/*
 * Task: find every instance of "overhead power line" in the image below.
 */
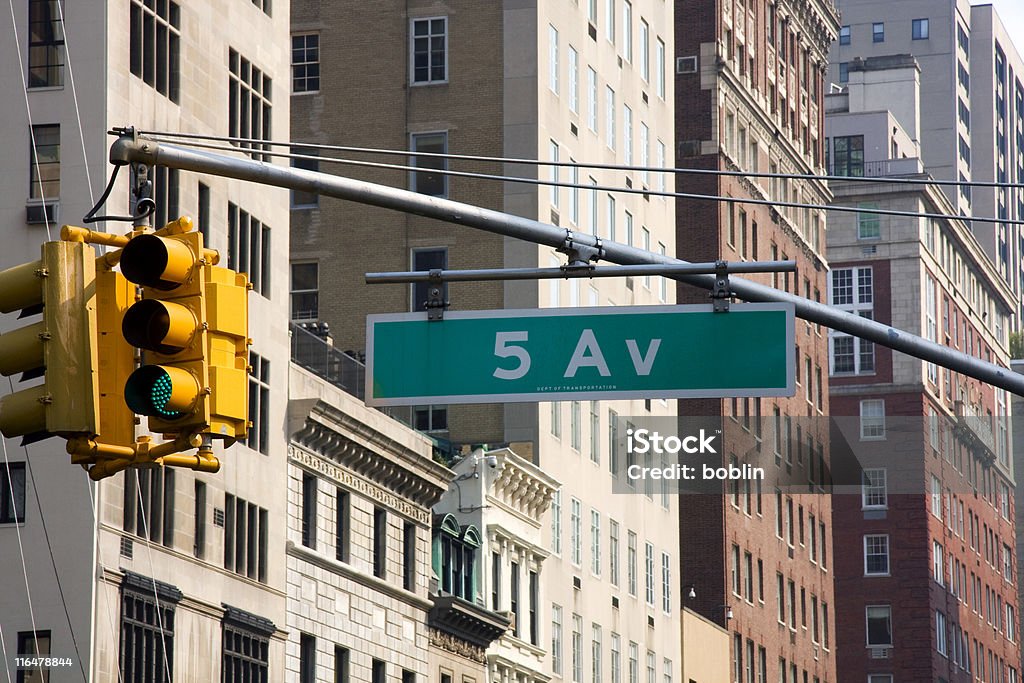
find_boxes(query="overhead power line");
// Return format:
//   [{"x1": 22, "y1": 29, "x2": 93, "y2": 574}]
[
  {"x1": 134, "y1": 134, "x2": 1024, "y2": 227},
  {"x1": 138, "y1": 128, "x2": 1024, "y2": 192}
]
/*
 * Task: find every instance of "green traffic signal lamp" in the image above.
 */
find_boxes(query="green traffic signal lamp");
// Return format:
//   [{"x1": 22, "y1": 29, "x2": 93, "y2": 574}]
[{"x1": 124, "y1": 365, "x2": 201, "y2": 419}]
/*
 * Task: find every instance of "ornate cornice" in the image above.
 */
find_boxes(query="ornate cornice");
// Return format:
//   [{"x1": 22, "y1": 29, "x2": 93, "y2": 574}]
[
  {"x1": 429, "y1": 628, "x2": 487, "y2": 664},
  {"x1": 486, "y1": 448, "x2": 559, "y2": 523},
  {"x1": 290, "y1": 398, "x2": 453, "y2": 509},
  {"x1": 428, "y1": 596, "x2": 510, "y2": 661}
]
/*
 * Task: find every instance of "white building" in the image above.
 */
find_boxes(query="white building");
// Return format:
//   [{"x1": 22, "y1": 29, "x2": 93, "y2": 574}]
[{"x1": 0, "y1": 1, "x2": 291, "y2": 680}]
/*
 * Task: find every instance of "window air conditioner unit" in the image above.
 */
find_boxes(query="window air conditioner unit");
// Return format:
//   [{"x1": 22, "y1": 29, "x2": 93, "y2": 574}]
[{"x1": 26, "y1": 202, "x2": 58, "y2": 225}]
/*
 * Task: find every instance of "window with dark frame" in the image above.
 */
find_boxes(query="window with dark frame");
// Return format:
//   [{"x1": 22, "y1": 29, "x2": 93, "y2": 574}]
[
  {"x1": 299, "y1": 633, "x2": 315, "y2": 683},
  {"x1": 372, "y1": 660, "x2": 385, "y2": 683},
  {"x1": 529, "y1": 570, "x2": 539, "y2": 645},
  {"x1": 301, "y1": 472, "x2": 317, "y2": 549},
  {"x1": 838, "y1": 25, "x2": 849, "y2": 46},
  {"x1": 16, "y1": 629, "x2": 50, "y2": 683},
  {"x1": 290, "y1": 150, "x2": 319, "y2": 208},
  {"x1": 491, "y1": 551, "x2": 501, "y2": 610},
  {"x1": 221, "y1": 606, "x2": 273, "y2": 683},
  {"x1": 290, "y1": 262, "x2": 319, "y2": 321},
  {"x1": 292, "y1": 34, "x2": 319, "y2": 93},
  {"x1": 129, "y1": 0, "x2": 180, "y2": 102},
  {"x1": 250, "y1": 0, "x2": 270, "y2": 16},
  {"x1": 29, "y1": 124, "x2": 59, "y2": 200},
  {"x1": 872, "y1": 22, "x2": 884, "y2": 43},
  {"x1": 1, "y1": 462, "x2": 26, "y2": 524},
  {"x1": 119, "y1": 572, "x2": 181, "y2": 683},
  {"x1": 511, "y1": 560, "x2": 520, "y2": 637},
  {"x1": 403, "y1": 522, "x2": 416, "y2": 591},
  {"x1": 335, "y1": 646, "x2": 349, "y2": 683},
  {"x1": 194, "y1": 480, "x2": 206, "y2": 558},
  {"x1": 227, "y1": 202, "x2": 271, "y2": 297},
  {"x1": 28, "y1": 0, "x2": 64, "y2": 88},
  {"x1": 122, "y1": 467, "x2": 175, "y2": 547},
  {"x1": 831, "y1": 135, "x2": 864, "y2": 176},
  {"x1": 912, "y1": 18, "x2": 929, "y2": 40},
  {"x1": 229, "y1": 48, "x2": 272, "y2": 160},
  {"x1": 197, "y1": 182, "x2": 210, "y2": 244},
  {"x1": 153, "y1": 166, "x2": 179, "y2": 229},
  {"x1": 223, "y1": 492, "x2": 269, "y2": 583},
  {"x1": 411, "y1": 18, "x2": 447, "y2": 84},
  {"x1": 335, "y1": 489, "x2": 350, "y2": 563},
  {"x1": 373, "y1": 507, "x2": 387, "y2": 579},
  {"x1": 246, "y1": 352, "x2": 270, "y2": 455},
  {"x1": 410, "y1": 132, "x2": 448, "y2": 197}
]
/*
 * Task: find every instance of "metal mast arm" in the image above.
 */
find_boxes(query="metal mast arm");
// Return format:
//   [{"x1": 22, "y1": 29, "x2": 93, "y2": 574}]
[{"x1": 109, "y1": 132, "x2": 1024, "y2": 396}]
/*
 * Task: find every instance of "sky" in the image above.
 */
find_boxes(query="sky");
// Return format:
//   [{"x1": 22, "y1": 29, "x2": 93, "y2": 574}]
[{"x1": 987, "y1": 0, "x2": 1024, "y2": 46}]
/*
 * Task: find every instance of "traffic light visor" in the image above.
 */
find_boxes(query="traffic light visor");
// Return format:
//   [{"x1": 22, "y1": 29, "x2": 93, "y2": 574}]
[
  {"x1": 124, "y1": 365, "x2": 201, "y2": 418},
  {"x1": 120, "y1": 234, "x2": 197, "y2": 290},
  {"x1": 122, "y1": 299, "x2": 199, "y2": 354}
]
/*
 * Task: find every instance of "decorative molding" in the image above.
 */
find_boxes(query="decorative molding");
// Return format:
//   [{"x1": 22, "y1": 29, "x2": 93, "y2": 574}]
[{"x1": 429, "y1": 627, "x2": 487, "y2": 664}]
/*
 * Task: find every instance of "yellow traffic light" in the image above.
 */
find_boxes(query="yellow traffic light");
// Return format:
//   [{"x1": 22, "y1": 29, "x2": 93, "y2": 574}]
[
  {"x1": 118, "y1": 218, "x2": 249, "y2": 443},
  {"x1": 0, "y1": 241, "x2": 99, "y2": 441},
  {"x1": 120, "y1": 228, "x2": 210, "y2": 434}
]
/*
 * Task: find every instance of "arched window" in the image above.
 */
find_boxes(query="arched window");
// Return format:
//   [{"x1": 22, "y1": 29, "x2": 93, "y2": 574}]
[{"x1": 432, "y1": 514, "x2": 482, "y2": 602}]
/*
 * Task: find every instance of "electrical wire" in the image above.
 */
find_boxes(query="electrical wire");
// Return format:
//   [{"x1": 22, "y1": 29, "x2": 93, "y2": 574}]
[
  {"x1": 137, "y1": 128, "x2": 1024, "y2": 192},
  {"x1": 139, "y1": 135, "x2": 1024, "y2": 227},
  {"x1": 83, "y1": 164, "x2": 155, "y2": 224}
]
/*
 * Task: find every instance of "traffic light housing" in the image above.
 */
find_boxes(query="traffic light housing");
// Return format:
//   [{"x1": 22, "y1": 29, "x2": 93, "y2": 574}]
[
  {"x1": 118, "y1": 221, "x2": 249, "y2": 442},
  {"x1": 0, "y1": 241, "x2": 100, "y2": 441}
]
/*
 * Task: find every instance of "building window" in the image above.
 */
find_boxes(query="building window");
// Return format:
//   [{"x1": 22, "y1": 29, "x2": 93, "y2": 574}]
[
  {"x1": 16, "y1": 629, "x2": 51, "y2": 683},
  {"x1": 228, "y1": 49, "x2": 272, "y2": 160},
  {"x1": 29, "y1": 124, "x2": 60, "y2": 201},
  {"x1": 587, "y1": 67, "x2": 598, "y2": 133},
  {"x1": 194, "y1": 480, "x2": 206, "y2": 558},
  {"x1": 410, "y1": 132, "x2": 448, "y2": 198},
  {"x1": 291, "y1": 34, "x2": 320, "y2": 93},
  {"x1": 552, "y1": 604, "x2": 563, "y2": 674},
  {"x1": 933, "y1": 541, "x2": 943, "y2": 585},
  {"x1": 831, "y1": 135, "x2": 864, "y2": 176},
  {"x1": 591, "y1": 625, "x2": 603, "y2": 683},
  {"x1": 411, "y1": 247, "x2": 448, "y2": 313},
  {"x1": 374, "y1": 507, "x2": 388, "y2": 579},
  {"x1": 153, "y1": 166, "x2": 179, "y2": 229},
  {"x1": 864, "y1": 535, "x2": 889, "y2": 575},
  {"x1": 661, "y1": 552, "x2": 672, "y2": 613},
  {"x1": 290, "y1": 151, "x2": 319, "y2": 208},
  {"x1": 838, "y1": 62, "x2": 849, "y2": 83},
  {"x1": 119, "y1": 572, "x2": 181, "y2": 682},
  {"x1": 246, "y1": 352, "x2": 270, "y2": 455},
  {"x1": 222, "y1": 607, "x2": 273, "y2": 683},
  {"x1": 529, "y1": 571, "x2": 539, "y2": 644},
  {"x1": 129, "y1": 0, "x2": 179, "y2": 102},
  {"x1": 829, "y1": 268, "x2": 874, "y2": 374},
  {"x1": 336, "y1": 489, "x2": 350, "y2": 563},
  {"x1": 860, "y1": 399, "x2": 885, "y2": 439},
  {"x1": 570, "y1": 497, "x2": 582, "y2": 565},
  {"x1": 371, "y1": 660, "x2": 385, "y2": 683},
  {"x1": 1, "y1": 462, "x2": 26, "y2": 524},
  {"x1": 839, "y1": 25, "x2": 850, "y2": 45},
  {"x1": 590, "y1": 509, "x2": 601, "y2": 574},
  {"x1": 622, "y1": 530, "x2": 636, "y2": 596},
  {"x1": 510, "y1": 562, "x2": 521, "y2": 637},
  {"x1": 866, "y1": 605, "x2": 892, "y2": 647},
  {"x1": 549, "y1": 25, "x2": 559, "y2": 94},
  {"x1": 656, "y1": 38, "x2": 665, "y2": 99},
  {"x1": 611, "y1": 634, "x2": 621, "y2": 683},
  {"x1": 223, "y1": 493, "x2": 269, "y2": 583},
  {"x1": 122, "y1": 467, "x2": 175, "y2": 547},
  {"x1": 28, "y1": 0, "x2": 64, "y2": 88},
  {"x1": 572, "y1": 614, "x2": 583, "y2": 683},
  {"x1": 912, "y1": 18, "x2": 929, "y2": 40},
  {"x1": 301, "y1": 472, "x2": 317, "y2": 549},
  {"x1": 568, "y1": 46, "x2": 579, "y2": 113},
  {"x1": 857, "y1": 203, "x2": 881, "y2": 240},
  {"x1": 628, "y1": 642, "x2": 639, "y2": 683},
  {"x1": 411, "y1": 17, "x2": 447, "y2": 84},
  {"x1": 622, "y1": 0, "x2": 632, "y2": 62},
  {"x1": 609, "y1": 519, "x2": 620, "y2": 586},
  {"x1": 290, "y1": 262, "x2": 319, "y2": 321},
  {"x1": 433, "y1": 514, "x2": 480, "y2": 600},
  {"x1": 644, "y1": 542, "x2": 655, "y2": 606},
  {"x1": 872, "y1": 22, "x2": 884, "y2": 43},
  {"x1": 227, "y1": 207, "x2": 270, "y2": 297},
  {"x1": 936, "y1": 611, "x2": 947, "y2": 655},
  {"x1": 551, "y1": 489, "x2": 562, "y2": 555},
  {"x1": 299, "y1": 633, "x2": 315, "y2": 683},
  {"x1": 606, "y1": 86, "x2": 616, "y2": 150},
  {"x1": 403, "y1": 522, "x2": 417, "y2": 591},
  {"x1": 550, "y1": 140, "x2": 560, "y2": 209},
  {"x1": 861, "y1": 468, "x2": 887, "y2": 509}
]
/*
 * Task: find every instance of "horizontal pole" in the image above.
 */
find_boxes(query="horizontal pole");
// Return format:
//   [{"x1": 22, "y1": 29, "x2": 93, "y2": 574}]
[
  {"x1": 366, "y1": 260, "x2": 798, "y2": 284},
  {"x1": 110, "y1": 134, "x2": 1024, "y2": 397}
]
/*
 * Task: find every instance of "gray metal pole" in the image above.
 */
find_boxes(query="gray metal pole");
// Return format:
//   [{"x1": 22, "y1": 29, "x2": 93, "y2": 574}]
[{"x1": 109, "y1": 134, "x2": 1024, "y2": 396}]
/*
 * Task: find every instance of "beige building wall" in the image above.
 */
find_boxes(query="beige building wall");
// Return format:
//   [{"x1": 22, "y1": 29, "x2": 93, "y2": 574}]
[
  {"x1": 0, "y1": 1, "x2": 292, "y2": 680},
  {"x1": 680, "y1": 608, "x2": 730, "y2": 683}
]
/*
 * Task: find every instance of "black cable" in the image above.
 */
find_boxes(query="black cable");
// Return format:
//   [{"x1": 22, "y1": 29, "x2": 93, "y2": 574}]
[{"x1": 83, "y1": 164, "x2": 156, "y2": 224}]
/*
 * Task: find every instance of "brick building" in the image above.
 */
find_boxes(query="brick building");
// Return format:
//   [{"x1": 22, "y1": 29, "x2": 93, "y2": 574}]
[
  {"x1": 290, "y1": 0, "x2": 682, "y2": 681},
  {"x1": 674, "y1": 1, "x2": 839, "y2": 682},
  {"x1": 826, "y1": 57, "x2": 1019, "y2": 683}
]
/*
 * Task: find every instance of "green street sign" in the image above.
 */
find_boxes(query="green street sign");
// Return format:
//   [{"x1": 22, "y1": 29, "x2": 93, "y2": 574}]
[{"x1": 365, "y1": 303, "x2": 795, "y2": 405}]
